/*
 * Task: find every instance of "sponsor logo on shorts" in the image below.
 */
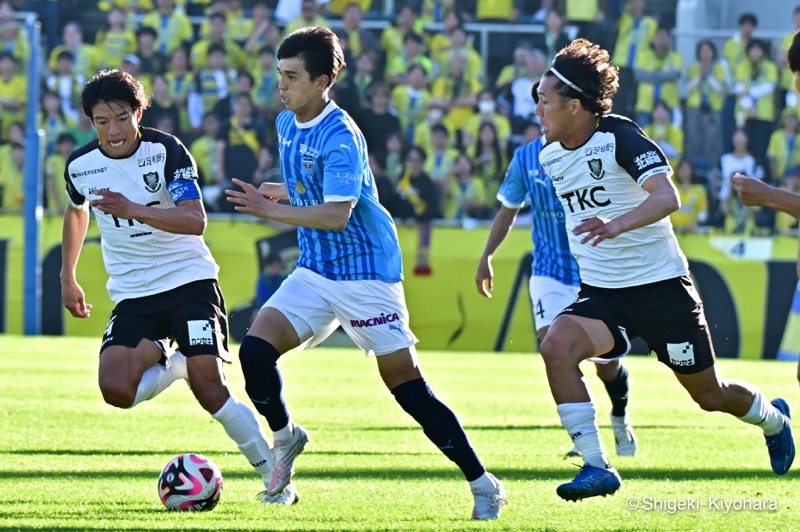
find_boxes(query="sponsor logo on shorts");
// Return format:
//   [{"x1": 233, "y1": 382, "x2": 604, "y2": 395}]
[
  {"x1": 350, "y1": 312, "x2": 400, "y2": 328},
  {"x1": 667, "y1": 341, "x2": 695, "y2": 367},
  {"x1": 188, "y1": 319, "x2": 214, "y2": 346}
]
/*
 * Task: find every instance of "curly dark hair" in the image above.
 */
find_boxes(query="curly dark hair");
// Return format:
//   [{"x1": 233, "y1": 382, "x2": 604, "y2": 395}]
[
  {"x1": 547, "y1": 38, "x2": 619, "y2": 116},
  {"x1": 80, "y1": 68, "x2": 150, "y2": 119}
]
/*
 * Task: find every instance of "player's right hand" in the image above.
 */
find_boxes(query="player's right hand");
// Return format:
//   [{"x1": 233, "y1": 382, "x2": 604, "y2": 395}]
[
  {"x1": 62, "y1": 281, "x2": 92, "y2": 318},
  {"x1": 476, "y1": 257, "x2": 494, "y2": 298}
]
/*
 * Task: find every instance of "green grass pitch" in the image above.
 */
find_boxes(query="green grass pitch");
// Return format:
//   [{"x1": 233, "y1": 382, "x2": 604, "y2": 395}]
[{"x1": 2, "y1": 335, "x2": 799, "y2": 531}]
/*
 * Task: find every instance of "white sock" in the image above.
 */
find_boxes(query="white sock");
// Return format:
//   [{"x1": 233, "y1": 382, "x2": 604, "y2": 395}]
[
  {"x1": 557, "y1": 402, "x2": 609, "y2": 468},
  {"x1": 738, "y1": 391, "x2": 785, "y2": 436},
  {"x1": 273, "y1": 421, "x2": 294, "y2": 446},
  {"x1": 212, "y1": 396, "x2": 275, "y2": 480},
  {"x1": 469, "y1": 472, "x2": 496, "y2": 494},
  {"x1": 131, "y1": 360, "x2": 183, "y2": 406}
]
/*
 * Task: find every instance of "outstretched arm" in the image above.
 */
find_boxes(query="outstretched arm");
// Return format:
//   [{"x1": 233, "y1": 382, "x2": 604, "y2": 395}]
[
  {"x1": 476, "y1": 206, "x2": 519, "y2": 298},
  {"x1": 225, "y1": 178, "x2": 352, "y2": 230},
  {"x1": 732, "y1": 174, "x2": 800, "y2": 218}
]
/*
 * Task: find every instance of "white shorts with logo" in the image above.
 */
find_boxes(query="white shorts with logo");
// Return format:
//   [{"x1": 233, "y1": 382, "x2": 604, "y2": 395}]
[
  {"x1": 264, "y1": 267, "x2": 418, "y2": 356},
  {"x1": 529, "y1": 275, "x2": 580, "y2": 330}
]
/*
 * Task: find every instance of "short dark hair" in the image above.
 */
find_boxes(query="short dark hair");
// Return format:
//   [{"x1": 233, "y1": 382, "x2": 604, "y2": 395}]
[
  {"x1": 136, "y1": 26, "x2": 157, "y2": 39},
  {"x1": 545, "y1": 38, "x2": 619, "y2": 116},
  {"x1": 80, "y1": 68, "x2": 150, "y2": 119},
  {"x1": 208, "y1": 42, "x2": 227, "y2": 56},
  {"x1": 695, "y1": 39, "x2": 717, "y2": 61},
  {"x1": 277, "y1": 26, "x2": 345, "y2": 88},
  {"x1": 738, "y1": 13, "x2": 757, "y2": 26},
  {"x1": 56, "y1": 132, "x2": 77, "y2": 145}
]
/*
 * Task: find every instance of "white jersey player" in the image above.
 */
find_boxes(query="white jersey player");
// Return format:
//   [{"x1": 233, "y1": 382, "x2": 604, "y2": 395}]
[
  {"x1": 61, "y1": 68, "x2": 294, "y2": 505},
  {"x1": 533, "y1": 39, "x2": 794, "y2": 502}
]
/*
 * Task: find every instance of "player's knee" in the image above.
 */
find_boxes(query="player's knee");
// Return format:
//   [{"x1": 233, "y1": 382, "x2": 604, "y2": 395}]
[
  {"x1": 239, "y1": 335, "x2": 282, "y2": 372},
  {"x1": 690, "y1": 389, "x2": 725, "y2": 412},
  {"x1": 540, "y1": 334, "x2": 576, "y2": 368},
  {"x1": 99, "y1": 379, "x2": 135, "y2": 409},
  {"x1": 189, "y1": 378, "x2": 230, "y2": 414}
]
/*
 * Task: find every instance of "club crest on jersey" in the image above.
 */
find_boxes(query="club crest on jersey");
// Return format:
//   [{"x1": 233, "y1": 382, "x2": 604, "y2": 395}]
[
  {"x1": 301, "y1": 155, "x2": 314, "y2": 178},
  {"x1": 588, "y1": 159, "x2": 605, "y2": 180},
  {"x1": 143, "y1": 171, "x2": 161, "y2": 193}
]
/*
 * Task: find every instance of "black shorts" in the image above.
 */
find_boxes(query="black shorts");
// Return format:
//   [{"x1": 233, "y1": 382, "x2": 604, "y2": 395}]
[
  {"x1": 100, "y1": 279, "x2": 231, "y2": 362},
  {"x1": 558, "y1": 276, "x2": 716, "y2": 375}
]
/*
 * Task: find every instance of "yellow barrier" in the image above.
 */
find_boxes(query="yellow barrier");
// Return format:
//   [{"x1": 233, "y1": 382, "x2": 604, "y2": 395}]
[{"x1": 0, "y1": 214, "x2": 797, "y2": 358}]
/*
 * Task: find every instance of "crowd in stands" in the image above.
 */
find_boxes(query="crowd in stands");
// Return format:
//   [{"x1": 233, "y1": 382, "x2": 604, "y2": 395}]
[{"x1": 1, "y1": 0, "x2": 799, "y2": 235}]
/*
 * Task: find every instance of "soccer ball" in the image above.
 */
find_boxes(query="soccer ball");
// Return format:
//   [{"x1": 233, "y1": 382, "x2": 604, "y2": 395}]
[{"x1": 158, "y1": 453, "x2": 223, "y2": 511}]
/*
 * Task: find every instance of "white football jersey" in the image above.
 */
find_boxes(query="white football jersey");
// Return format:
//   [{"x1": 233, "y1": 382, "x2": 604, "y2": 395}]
[
  {"x1": 65, "y1": 128, "x2": 218, "y2": 303},
  {"x1": 539, "y1": 115, "x2": 689, "y2": 288}
]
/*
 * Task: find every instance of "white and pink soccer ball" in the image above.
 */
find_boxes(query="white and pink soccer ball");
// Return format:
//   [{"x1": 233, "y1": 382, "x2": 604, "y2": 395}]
[{"x1": 158, "y1": 453, "x2": 223, "y2": 511}]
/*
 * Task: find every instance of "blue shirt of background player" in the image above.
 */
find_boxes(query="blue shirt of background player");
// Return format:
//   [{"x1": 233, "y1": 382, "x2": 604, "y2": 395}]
[
  {"x1": 275, "y1": 101, "x2": 403, "y2": 282},
  {"x1": 497, "y1": 136, "x2": 581, "y2": 286}
]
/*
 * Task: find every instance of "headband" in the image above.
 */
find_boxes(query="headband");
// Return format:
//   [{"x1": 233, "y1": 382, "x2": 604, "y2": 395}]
[{"x1": 551, "y1": 67, "x2": 585, "y2": 95}]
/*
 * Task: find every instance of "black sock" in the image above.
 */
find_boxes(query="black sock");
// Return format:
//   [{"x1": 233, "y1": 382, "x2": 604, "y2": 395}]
[
  {"x1": 391, "y1": 378, "x2": 485, "y2": 481},
  {"x1": 238, "y1": 335, "x2": 289, "y2": 431},
  {"x1": 602, "y1": 365, "x2": 629, "y2": 418}
]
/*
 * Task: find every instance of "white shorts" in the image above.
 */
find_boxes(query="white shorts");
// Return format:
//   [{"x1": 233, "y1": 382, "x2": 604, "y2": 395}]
[
  {"x1": 265, "y1": 267, "x2": 418, "y2": 356},
  {"x1": 529, "y1": 275, "x2": 580, "y2": 331}
]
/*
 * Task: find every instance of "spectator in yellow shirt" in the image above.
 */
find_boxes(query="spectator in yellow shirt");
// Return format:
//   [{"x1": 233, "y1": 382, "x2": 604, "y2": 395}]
[
  {"x1": 447, "y1": 151, "x2": 486, "y2": 220},
  {"x1": 0, "y1": 51, "x2": 25, "y2": 141},
  {"x1": 141, "y1": 0, "x2": 193, "y2": 56},
  {"x1": 634, "y1": 26, "x2": 682, "y2": 127},
  {"x1": 385, "y1": 31, "x2": 434, "y2": 86},
  {"x1": 285, "y1": 0, "x2": 329, "y2": 36},
  {"x1": 0, "y1": 2, "x2": 30, "y2": 68},
  {"x1": 424, "y1": 123, "x2": 459, "y2": 201},
  {"x1": 48, "y1": 22, "x2": 98, "y2": 79},
  {"x1": 463, "y1": 88, "x2": 511, "y2": 153},
  {"x1": 390, "y1": 63, "x2": 432, "y2": 146},
  {"x1": 95, "y1": 6, "x2": 137, "y2": 69},
  {"x1": 768, "y1": 108, "x2": 800, "y2": 187},
  {"x1": 44, "y1": 132, "x2": 76, "y2": 213},
  {"x1": 381, "y1": 3, "x2": 423, "y2": 68},
  {"x1": 190, "y1": 12, "x2": 248, "y2": 72},
  {"x1": 0, "y1": 141, "x2": 23, "y2": 211},
  {"x1": 670, "y1": 158, "x2": 708, "y2": 232},
  {"x1": 326, "y1": 0, "x2": 372, "y2": 17},
  {"x1": 643, "y1": 100, "x2": 683, "y2": 171},
  {"x1": 611, "y1": 0, "x2": 657, "y2": 119},
  {"x1": 734, "y1": 38, "x2": 778, "y2": 173}
]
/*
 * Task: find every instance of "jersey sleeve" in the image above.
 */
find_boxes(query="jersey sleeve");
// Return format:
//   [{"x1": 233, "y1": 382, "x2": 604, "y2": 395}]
[
  {"x1": 163, "y1": 133, "x2": 202, "y2": 204},
  {"x1": 497, "y1": 149, "x2": 528, "y2": 208},
  {"x1": 613, "y1": 120, "x2": 673, "y2": 185},
  {"x1": 64, "y1": 164, "x2": 87, "y2": 209},
  {"x1": 322, "y1": 133, "x2": 362, "y2": 206}
]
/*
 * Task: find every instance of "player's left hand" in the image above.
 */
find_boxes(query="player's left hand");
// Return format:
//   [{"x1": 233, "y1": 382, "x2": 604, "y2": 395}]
[
  {"x1": 573, "y1": 216, "x2": 621, "y2": 246},
  {"x1": 225, "y1": 178, "x2": 274, "y2": 217},
  {"x1": 89, "y1": 190, "x2": 140, "y2": 220}
]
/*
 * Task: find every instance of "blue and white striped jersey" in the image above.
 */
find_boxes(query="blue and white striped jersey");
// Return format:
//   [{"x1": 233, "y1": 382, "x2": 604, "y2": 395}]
[
  {"x1": 497, "y1": 136, "x2": 580, "y2": 286},
  {"x1": 276, "y1": 101, "x2": 403, "y2": 282}
]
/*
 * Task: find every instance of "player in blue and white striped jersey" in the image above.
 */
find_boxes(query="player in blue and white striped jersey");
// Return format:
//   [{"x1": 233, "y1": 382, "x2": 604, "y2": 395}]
[
  {"x1": 476, "y1": 135, "x2": 637, "y2": 459},
  {"x1": 225, "y1": 26, "x2": 505, "y2": 520}
]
